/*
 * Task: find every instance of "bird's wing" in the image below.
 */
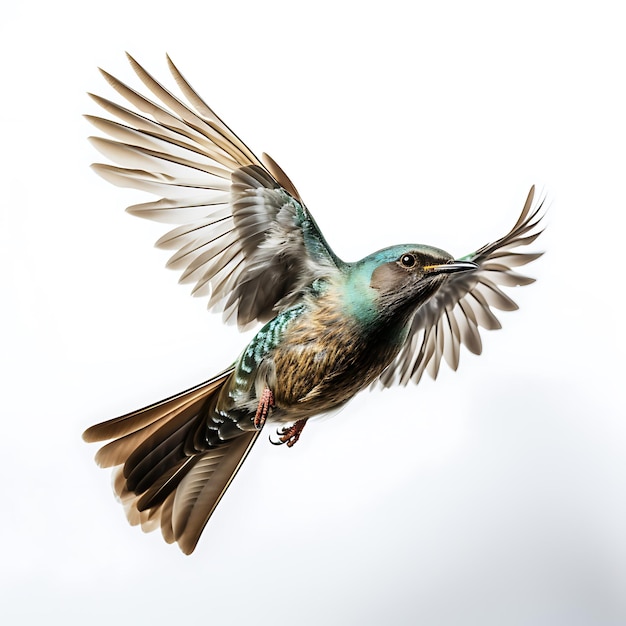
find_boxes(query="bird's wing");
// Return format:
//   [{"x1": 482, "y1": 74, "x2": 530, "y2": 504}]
[
  {"x1": 87, "y1": 54, "x2": 342, "y2": 330},
  {"x1": 378, "y1": 186, "x2": 545, "y2": 387}
]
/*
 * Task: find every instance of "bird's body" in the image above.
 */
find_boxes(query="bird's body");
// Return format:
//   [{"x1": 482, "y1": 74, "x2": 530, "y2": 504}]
[
  {"x1": 83, "y1": 55, "x2": 545, "y2": 554},
  {"x1": 227, "y1": 268, "x2": 415, "y2": 422}
]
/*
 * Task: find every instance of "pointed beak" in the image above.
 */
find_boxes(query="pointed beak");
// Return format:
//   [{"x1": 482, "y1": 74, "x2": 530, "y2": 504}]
[{"x1": 423, "y1": 259, "x2": 478, "y2": 276}]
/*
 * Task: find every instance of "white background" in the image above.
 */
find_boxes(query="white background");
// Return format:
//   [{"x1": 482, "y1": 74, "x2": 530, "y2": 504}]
[{"x1": 2, "y1": 2, "x2": 624, "y2": 625}]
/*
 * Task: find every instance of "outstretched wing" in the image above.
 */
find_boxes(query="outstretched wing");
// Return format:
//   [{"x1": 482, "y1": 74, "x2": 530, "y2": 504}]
[
  {"x1": 379, "y1": 186, "x2": 545, "y2": 387},
  {"x1": 87, "y1": 54, "x2": 342, "y2": 330}
]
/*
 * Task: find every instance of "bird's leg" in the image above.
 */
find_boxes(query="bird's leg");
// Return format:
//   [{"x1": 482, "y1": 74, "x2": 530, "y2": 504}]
[
  {"x1": 254, "y1": 387, "x2": 275, "y2": 430},
  {"x1": 271, "y1": 419, "x2": 307, "y2": 448}
]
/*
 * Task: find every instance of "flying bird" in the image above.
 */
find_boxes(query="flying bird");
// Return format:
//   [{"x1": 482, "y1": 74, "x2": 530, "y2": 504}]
[{"x1": 83, "y1": 54, "x2": 545, "y2": 554}]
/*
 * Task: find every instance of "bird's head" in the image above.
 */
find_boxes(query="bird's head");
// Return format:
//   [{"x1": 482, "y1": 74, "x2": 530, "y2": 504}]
[{"x1": 345, "y1": 244, "x2": 477, "y2": 327}]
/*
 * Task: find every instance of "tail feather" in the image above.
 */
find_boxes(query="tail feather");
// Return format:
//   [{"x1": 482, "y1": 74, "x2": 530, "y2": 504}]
[
  {"x1": 94, "y1": 418, "x2": 169, "y2": 468},
  {"x1": 83, "y1": 371, "x2": 232, "y2": 442},
  {"x1": 124, "y1": 407, "x2": 198, "y2": 492},
  {"x1": 83, "y1": 367, "x2": 261, "y2": 553},
  {"x1": 136, "y1": 457, "x2": 192, "y2": 511},
  {"x1": 171, "y1": 434, "x2": 259, "y2": 554}
]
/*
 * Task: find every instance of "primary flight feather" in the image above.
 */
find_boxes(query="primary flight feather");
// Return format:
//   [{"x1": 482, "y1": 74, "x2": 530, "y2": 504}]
[{"x1": 83, "y1": 54, "x2": 545, "y2": 554}]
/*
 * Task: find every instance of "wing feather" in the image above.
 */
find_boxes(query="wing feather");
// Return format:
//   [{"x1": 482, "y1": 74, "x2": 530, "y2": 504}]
[
  {"x1": 379, "y1": 187, "x2": 545, "y2": 387},
  {"x1": 88, "y1": 55, "x2": 342, "y2": 329}
]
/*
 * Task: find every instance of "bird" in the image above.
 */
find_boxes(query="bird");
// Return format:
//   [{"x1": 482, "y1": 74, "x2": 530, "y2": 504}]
[{"x1": 82, "y1": 53, "x2": 545, "y2": 555}]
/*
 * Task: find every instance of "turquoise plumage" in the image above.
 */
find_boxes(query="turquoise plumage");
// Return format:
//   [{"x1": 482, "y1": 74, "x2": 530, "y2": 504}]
[{"x1": 83, "y1": 54, "x2": 545, "y2": 554}]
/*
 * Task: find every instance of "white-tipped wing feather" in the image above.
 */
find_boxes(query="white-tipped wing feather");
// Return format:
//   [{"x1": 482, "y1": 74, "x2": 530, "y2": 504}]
[{"x1": 88, "y1": 54, "x2": 341, "y2": 330}]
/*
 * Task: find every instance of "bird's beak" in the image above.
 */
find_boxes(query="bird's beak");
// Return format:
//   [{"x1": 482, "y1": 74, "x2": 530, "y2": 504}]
[{"x1": 423, "y1": 260, "x2": 478, "y2": 276}]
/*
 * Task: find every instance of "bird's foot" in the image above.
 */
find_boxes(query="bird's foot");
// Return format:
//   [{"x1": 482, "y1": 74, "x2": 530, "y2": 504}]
[
  {"x1": 270, "y1": 419, "x2": 307, "y2": 448},
  {"x1": 254, "y1": 387, "x2": 275, "y2": 430}
]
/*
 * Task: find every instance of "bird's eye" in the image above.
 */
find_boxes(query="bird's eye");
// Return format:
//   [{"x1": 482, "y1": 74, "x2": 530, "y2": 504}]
[{"x1": 400, "y1": 254, "x2": 416, "y2": 268}]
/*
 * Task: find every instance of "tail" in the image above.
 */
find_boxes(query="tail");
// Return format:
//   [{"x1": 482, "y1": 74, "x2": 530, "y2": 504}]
[{"x1": 83, "y1": 368, "x2": 260, "y2": 554}]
